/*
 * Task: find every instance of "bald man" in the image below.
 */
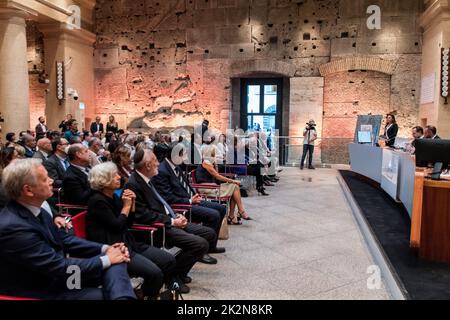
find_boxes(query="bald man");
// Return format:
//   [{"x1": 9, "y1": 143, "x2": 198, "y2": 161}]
[{"x1": 33, "y1": 138, "x2": 52, "y2": 161}]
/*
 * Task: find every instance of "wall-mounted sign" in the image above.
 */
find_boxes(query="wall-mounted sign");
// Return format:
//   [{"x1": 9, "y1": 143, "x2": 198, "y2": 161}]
[
  {"x1": 56, "y1": 61, "x2": 65, "y2": 102},
  {"x1": 441, "y1": 48, "x2": 449, "y2": 104},
  {"x1": 420, "y1": 73, "x2": 435, "y2": 105}
]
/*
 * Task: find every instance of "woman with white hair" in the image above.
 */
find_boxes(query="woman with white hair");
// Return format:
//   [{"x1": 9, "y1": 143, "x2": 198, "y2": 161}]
[
  {"x1": 86, "y1": 162, "x2": 177, "y2": 299},
  {"x1": 196, "y1": 145, "x2": 252, "y2": 225}
]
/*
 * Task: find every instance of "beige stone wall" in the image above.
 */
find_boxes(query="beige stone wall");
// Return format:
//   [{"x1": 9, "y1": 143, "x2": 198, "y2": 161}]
[
  {"x1": 27, "y1": 21, "x2": 46, "y2": 130},
  {"x1": 93, "y1": 0, "x2": 424, "y2": 163}
]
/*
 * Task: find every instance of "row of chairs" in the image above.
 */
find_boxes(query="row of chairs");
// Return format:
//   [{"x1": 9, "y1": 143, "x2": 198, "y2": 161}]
[{"x1": 0, "y1": 167, "x2": 241, "y2": 300}]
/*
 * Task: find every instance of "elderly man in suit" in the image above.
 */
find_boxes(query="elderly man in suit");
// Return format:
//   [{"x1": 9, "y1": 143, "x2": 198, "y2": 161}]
[
  {"x1": 152, "y1": 142, "x2": 226, "y2": 254},
  {"x1": 62, "y1": 144, "x2": 92, "y2": 206},
  {"x1": 0, "y1": 159, "x2": 136, "y2": 300},
  {"x1": 33, "y1": 138, "x2": 52, "y2": 162},
  {"x1": 19, "y1": 134, "x2": 36, "y2": 158},
  {"x1": 125, "y1": 149, "x2": 217, "y2": 293}
]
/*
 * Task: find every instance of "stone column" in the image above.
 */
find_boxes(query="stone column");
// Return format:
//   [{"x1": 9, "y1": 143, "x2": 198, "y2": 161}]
[
  {"x1": 40, "y1": 23, "x2": 96, "y2": 132},
  {"x1": 0, "y1": 8, "x2": 30, "y2": 136},
  {"x1": 420, "y1": 0, "x2": 450, "y2": 138}
]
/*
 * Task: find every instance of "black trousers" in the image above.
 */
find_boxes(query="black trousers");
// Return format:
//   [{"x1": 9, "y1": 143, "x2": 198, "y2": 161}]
[
  {"x1": 166, "y1": 223, "x2": 215, "y2": 277},
  {"x1": 190, "y1": 201, "x2": 226, "y2": 249},
  {"x1": 301, "y1": 144, "x2": 314, "y2": 167},
  {"x1": 247, "y1": 164, "x2": 264, "y2": 188},
  {"x1": 128, "y1": 246, "x2": 176, "y2": 297}
]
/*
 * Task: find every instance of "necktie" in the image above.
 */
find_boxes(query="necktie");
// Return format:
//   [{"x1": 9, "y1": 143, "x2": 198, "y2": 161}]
[
  {"x1": 148, "y1": 181, "x2": 176, "y2": 218},
  {"x1": 175, "y1": 167, "x2": 194, "y2": 198},
  {"x1": 37, "y1": 209, "x2": 51, "y2": 234},
  {"x1": 63, "y1": 159, "x2": 70, "y2": 170}
]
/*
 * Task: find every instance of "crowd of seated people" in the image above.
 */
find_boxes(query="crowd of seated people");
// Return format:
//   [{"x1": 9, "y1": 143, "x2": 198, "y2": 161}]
[{"x1": 0, "y1": 114, "x2": 282, "y2": 300}]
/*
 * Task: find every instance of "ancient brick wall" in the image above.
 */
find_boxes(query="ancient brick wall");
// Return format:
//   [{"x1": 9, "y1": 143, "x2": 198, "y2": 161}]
[
  {"x1": 93, "y1": 0, "x2": 423, "y2": 163},
  {"x1": 26, "y1": 21, "x2": 46, "y2": 131}
]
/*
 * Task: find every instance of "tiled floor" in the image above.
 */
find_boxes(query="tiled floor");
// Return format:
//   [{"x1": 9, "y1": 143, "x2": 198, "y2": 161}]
[{"x1": 187, "y1": 167, "x2": 390, "y2": 300}]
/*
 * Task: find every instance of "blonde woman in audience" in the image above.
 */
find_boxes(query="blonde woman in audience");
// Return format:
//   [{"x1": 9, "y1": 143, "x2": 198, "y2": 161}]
[
  {"x1": 196, "y1": 145, "x2": 252, "y2": 225},
  {"x1": 14, "y1": 144, "x2": 26, "y2": 159}
]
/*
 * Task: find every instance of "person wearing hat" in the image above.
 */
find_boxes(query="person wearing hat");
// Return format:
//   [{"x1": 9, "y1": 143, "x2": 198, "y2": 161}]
[{"x1": 300, "y1": 119, "x2": 317, "y2": 170}]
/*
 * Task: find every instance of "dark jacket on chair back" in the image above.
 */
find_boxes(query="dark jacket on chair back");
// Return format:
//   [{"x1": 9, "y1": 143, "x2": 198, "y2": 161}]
[
  {"x1": 124, "y1": 171, "x2": 172, "y2": 228},
  {"x1": 0, "y1": 201, "x2": 104, "y2": 297}
]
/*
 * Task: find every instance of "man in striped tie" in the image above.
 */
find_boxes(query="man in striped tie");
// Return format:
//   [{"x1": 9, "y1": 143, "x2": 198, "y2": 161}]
[{"x1": 152, "y1": 143, "x2": 226, "y2": 255}]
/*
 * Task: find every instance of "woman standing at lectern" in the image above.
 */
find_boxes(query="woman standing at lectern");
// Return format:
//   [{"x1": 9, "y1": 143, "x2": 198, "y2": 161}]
[{"x1": 384, "y1": 114, "x2": 399, "y2": 147}]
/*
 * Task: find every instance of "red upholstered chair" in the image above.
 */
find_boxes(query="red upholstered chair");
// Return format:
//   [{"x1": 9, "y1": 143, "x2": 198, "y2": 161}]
[
  {"x1": 130, "y1": 222, "x2": 166, "y2": 249},
  {"x1": 190, "y1": 170, "x2": 231, "y2": 204},
  {"x1": 71, "y1": 211, "x2": 87, "y2": 239},
  {"x1": 0, "y1": 295, "x2": 37, "y2": 300},
  {"x1": 55, "y1": 188, "x2": 88, "y2": 216}
]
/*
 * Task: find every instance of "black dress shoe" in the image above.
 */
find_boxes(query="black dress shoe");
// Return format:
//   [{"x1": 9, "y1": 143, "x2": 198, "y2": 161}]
[
  {"x1": 178, "y1": 283, "x2": 190, "y2": 294},
  {"x1": 181, "y1": 276, "x2": 192, "y2": 284},
  {"x1": 264, "y1": 180, "x2": 275, "y2": 186},
  {"x1": 209, "y1": 247, "x2": 226, "y2": 254},
  {"x1": 199, "y1": 254, "x2": 218, "y2": 264},
  {"x1": 257, "y1": 187, "x2": 269, "y2": 196}
]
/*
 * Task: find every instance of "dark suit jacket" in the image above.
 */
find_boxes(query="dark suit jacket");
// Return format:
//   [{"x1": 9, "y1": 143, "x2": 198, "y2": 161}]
[
  {"x1": 24, "y1": 146, "x2": 35, "y2": 158},
  {"x1": 62, "y1": 165, "x2": 91, "y2": 205},
  {"x1": 35, "y1": 123, "x2": 48, "y2": 139},
  {"x1": 0, "y1": 201, "x2": 104, "y2": 296},
  {"x1": 86, "y1": 191, "x2": 146, "y2": 255},
  {"x1": 90, "y1": 122, "x2": 104, "y2": 134},
  {"x1": 152, "y1": 159, "x2": 192, "y2": 205},
  {"x1": 44, "y1": 154, "x2": 67, "y2": 189},
  {"x1": 33, "y1": 150, "x2": 49, "y2": 162},
  {"x1": 384, "y1": 123, "x2": 399, "y2": 147},
  {"x1": 124, "y1": 172, "x2": 172, "y2": 228}
]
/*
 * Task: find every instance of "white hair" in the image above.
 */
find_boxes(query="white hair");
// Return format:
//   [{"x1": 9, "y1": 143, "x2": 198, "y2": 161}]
[
  {"x1": 89, "y1": 162, "x2": 118, "y2": 191},
  {"x1": 2, "y1": 159, "x2": 42, "y2": 200}
]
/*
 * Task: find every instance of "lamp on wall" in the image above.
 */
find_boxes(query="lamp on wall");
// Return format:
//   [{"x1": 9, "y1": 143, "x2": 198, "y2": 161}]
[
  {"x1": 56, "y1": 61, "x2": 65, "y2": 103},
  {"x1": 442, "y1": 48, "x2": 449, "y2": 105}
]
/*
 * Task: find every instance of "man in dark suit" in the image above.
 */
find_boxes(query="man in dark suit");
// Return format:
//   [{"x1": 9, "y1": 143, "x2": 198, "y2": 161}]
[
  {"x1": 44, "y1": 137, "x2": 70, "y2": 189},
  {"x1": 19, "y1": 134, "x2": 36, "y2": 158},
  {"x1": 425, "y1": 125, "x2": 441, "y2": 140},
  {"x1": 152, "y1": 143, "x2": 226, "y2": 254},
  {"x1": 90, "y1": 116, "x2": 104, "y2": 135},
  {"x1": 124, "y1": 150, "x2": 217, "y2": 292},
  {"x1": 35, "y1": 116, "x2": 48, "y2": 140},
  {"x1": 62, "y1": 143, "x2": 92, "y2": 205},
  {"x1": 0, "y1": 159, "x2": 136, "y2": 300}
]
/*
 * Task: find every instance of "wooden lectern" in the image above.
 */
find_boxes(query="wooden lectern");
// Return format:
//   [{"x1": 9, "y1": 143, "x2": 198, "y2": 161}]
[{"x1": 411, "y1": 170, "x2": 450, "y2": 263}]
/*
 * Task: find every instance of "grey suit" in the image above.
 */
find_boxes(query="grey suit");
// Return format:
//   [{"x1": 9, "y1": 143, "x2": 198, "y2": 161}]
[{"x1": 33, "y1": 150, "x2": 49, "y2": 162}]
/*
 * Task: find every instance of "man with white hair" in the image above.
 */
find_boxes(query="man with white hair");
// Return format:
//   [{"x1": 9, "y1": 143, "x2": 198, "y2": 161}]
[
  {"x1": 0, "y1": 159, "x2": 136, "y2": 300},
  {"x1": 33, "y1": 138, "x2": 52, "y2": 161}
]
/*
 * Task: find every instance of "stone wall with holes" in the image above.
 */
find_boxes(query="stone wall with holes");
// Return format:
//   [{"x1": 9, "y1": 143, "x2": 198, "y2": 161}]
[
  {"x1": 94, "y1": 0, "x2": 423, "y2": 163},
  {"x1": 27, "y1": 21, "x2": 47, "y2": 131}
]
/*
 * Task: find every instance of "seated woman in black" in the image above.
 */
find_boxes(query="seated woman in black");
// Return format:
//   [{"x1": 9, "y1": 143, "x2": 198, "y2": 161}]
[{"x1": 86, "y1": 162, "x2": 176, "y2": 298}]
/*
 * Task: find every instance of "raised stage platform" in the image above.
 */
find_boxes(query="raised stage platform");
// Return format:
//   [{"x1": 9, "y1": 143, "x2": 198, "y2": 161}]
[{"x1": 339, "y1": 170, "x2": 450, "y2": 300}]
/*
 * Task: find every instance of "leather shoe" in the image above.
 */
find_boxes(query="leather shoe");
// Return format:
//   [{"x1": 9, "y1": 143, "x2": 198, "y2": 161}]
[
  {"x1": 209, "y1": 247, "x2": 226, "y2": 254},
  {"x1": 178, "y1": 283, "x2": 190, "y2": 294},
  {"x1": 181, "y1": 276, "x2": 192, "y2": 284},
  {"x1": 199, "y1": 254, "x2": 218, "y2": 264}
]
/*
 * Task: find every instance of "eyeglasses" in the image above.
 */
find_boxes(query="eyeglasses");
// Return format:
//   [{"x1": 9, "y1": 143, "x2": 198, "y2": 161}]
[{"x1": 59, "y1": 142, "x2": 69, "y2": 146}]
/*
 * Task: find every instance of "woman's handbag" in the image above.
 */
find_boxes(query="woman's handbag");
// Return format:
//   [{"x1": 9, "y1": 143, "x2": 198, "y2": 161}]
[{"x1": 218, "y1": 216, "x2": 229, "y2": 240}]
